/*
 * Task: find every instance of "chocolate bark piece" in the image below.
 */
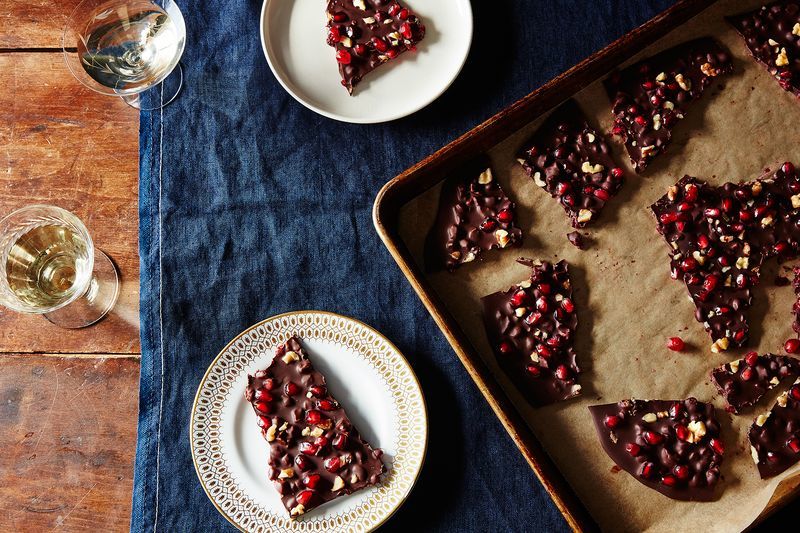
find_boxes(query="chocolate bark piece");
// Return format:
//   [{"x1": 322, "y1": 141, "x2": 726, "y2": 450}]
[
  {"x1": 604, "y1": 38, "x2": 732, "y2": 172},
  {"x1": 748, "y1": 379, "x2": 800, "y2": 478},
  {"x1": 711, "y1": 352, "x2": 799, "y2": 413},
  {"x1": 424, "y1": 160, "x2": 522, "y2": 272},
  {"x1": 481, "y1": 259, "x2": 581, "y2": 406},
  {"x1": 651, "y1": 162, "x2": 800, "y2": 351},
  {"x1": 245, "y1": 337, "x2": 385, "y2": 518},
  {"x1": 516, "y1": 99, "x2": 624, "y2": 228},
  {"x1": 589, "y1": 398, "x2": 724, "y2": 501},
  {"x1": 728, "y1": 2, "x2": 800, "y2": 99},
  {"x1": 566, "y1": 231, "x2": 586, "y2": 249},
  {"x1": 326, "y1": 0, "x2": 425, "y2": 94},
  {"x1": 793, "y1": 265, "x2": 800, "y2": 333}
]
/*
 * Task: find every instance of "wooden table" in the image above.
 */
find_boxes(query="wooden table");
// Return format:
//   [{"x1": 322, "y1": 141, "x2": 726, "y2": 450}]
[{"x1": 1, "y1": 2, "x2": 140, "y2": 530}]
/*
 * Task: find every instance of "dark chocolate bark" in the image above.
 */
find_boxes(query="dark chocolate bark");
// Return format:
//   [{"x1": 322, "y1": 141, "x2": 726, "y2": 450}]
[
  {"x1": 326, "y1": 0, "x2": 425, "y2": 94},
  {"x1": 245, "y1": 337, "x2": 385, "y2": 517},
  {"x1": 728, "y1": 2, "x2": 800, "y2": 99},
  {"x1": 589, "y1": 398, "x2": 724, "y2": 501},
  {"x1": 516, "y1": 99, "x2": 624, "y2": 228},
  {"x1": 604, "y1": 38, "x2": 733, "y2": 172},
  {"x1": 481, "y1": 259, "x2": 581, "y2": 406},
  {"x1": 748, "y1": 379, "x2": 800, "y2": 478},
  {"x1": 425, "y1": 160, "x2": 522, "y2": 272},
  {"x1": 651, "y1": 162, "x2": 800, "y2": 351},
  {"x1": 711, "y1": 352, "x2": 799, "y2": 413},
  {"x1": 793, "y1": 265, "x2": 800, "y2": 333}
]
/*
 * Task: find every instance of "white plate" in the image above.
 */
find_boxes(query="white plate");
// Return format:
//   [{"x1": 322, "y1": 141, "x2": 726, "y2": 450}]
[
  {"x1": 260, "y1": 0, "x2": 473, "y2": 123},
  {"x1": 191, "y1": 311, "x2": 428, "y2": 532}
]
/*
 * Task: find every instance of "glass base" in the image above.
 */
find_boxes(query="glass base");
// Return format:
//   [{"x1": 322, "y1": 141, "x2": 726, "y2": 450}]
[
  {"x1": 119, "y1": 63, "x2": 184, "y2": 111},
  {"x1": 44, "y1": 249, "x2": 120, "y2": 329}
]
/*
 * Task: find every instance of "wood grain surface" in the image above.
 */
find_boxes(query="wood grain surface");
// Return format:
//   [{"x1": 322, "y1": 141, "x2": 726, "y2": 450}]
[
  {"x1": 0, "y1": 0, "x2": 82, "y2": 49},
  {"x1": 0, "y1": 355, "x2": 138, "y2": 532},
  {"x1": 0, "y1": 52, "x2": 141, "y2": 354}
]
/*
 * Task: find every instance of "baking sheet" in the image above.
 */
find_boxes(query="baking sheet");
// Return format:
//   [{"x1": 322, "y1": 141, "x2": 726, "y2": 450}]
[{"x1": 397, "y1": 0, "x2": 800, "y2": 530}]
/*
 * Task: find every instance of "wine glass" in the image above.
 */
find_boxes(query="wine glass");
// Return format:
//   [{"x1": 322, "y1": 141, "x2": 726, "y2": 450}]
[
  {"x1": 62, "y1": 0, "x2": 186, "y2": 110},
  {"x1": 0, "y1": 205, "x2": 120, "y2": 329}
]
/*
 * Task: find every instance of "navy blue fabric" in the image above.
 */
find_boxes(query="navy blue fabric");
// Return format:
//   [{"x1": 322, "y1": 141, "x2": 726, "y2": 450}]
[{"x1": 132, "y1": 1, "x2": 678, "y2": 531}]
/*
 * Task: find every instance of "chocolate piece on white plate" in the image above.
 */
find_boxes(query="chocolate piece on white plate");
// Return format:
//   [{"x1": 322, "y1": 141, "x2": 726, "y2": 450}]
[
  {"x1": 793, "y1": 265, "x2": 800, "y2": 334},
  {"x1": 748, "y1": 379, "x2": 800, "y2": 479},
  {"x1": 325, "y1": 0, "x2": 425, "y2": 94},
  {"x1": 604, "y1": 38, "x2": 733, "y2": 172},
  {"x1": 711, "y1": 352, "x2": 799, "y2": 413},
  {"x1": 589, "y1": 398, "x2": 725, "y2": 501},
  {"x1": 481, "y1": 259, "x2": 581, "y2": 406},
  {"x1": 516, "y1": 99, "x2": 625, "y2": 228},
  {"x1": 651, "y1": 162, "x2": 800, "y2": 352},
  {"x1": 245, "y1": 337, "x2": 385, "y2": 518},
  {"x1": 424, "y1": 159, "x2": 522, "y2": 272},
  {"x1": 728, "y1": 2, "x2": 800, "y2": 100}
]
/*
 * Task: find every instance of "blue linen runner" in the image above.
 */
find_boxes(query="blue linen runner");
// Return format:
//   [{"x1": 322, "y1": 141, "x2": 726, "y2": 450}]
[{"x1": 131, "y1": 1, "x2": 676, "y2": 530}]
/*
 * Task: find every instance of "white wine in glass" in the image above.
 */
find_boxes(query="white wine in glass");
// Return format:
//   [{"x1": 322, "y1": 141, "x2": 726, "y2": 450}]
[
  {"x1": 63, "y1": 0, "x2": 186, "y2": 110},
  {"x1": 0, "y1": 206, "x2": 120, "y2": 329}
]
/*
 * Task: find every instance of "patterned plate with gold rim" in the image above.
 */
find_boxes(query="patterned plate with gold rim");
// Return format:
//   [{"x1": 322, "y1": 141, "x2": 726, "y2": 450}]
[{"x1": 190, "y1": 311, "x2": 427, "y2": 532}]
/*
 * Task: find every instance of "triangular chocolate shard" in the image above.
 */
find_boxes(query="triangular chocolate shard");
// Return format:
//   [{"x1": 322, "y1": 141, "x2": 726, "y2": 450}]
[
  {"x1": 245, "y1": 337, "x2": 385, "y2": 517},
  {"x1": 711, "y1": 352, "x2": 799, "y2": 413},
  {"x1": 748, "y1": 379, "x2": 800, "y2": 479},
  {"x1": 326, "y1": 0, "x2": 425, "y2": 94}
]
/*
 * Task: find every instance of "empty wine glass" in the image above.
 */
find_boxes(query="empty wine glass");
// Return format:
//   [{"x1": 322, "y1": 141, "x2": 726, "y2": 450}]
[
  {"x1": 62, "y1": 0, "x2": 186, "y2": 110},
  {"x1": 0, "y1": 205, "x2": 120, "y2": 329}
]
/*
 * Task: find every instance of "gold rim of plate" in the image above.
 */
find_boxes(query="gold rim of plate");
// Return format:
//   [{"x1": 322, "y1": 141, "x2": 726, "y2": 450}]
[{"x1": 189, "y1": 310, "x2": 429, "y2": 532}]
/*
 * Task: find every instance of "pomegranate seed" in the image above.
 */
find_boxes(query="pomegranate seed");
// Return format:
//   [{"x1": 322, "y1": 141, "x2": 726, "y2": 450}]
[
  {"x1": 536, "y1": 296, "x2": 549, "y2": 312},
  {"x1": 497, "y1": 209, "x2": 513, "y2": 223},
  {"x1": 400, "y1": 22, "x2": 413, "y2": 39},
  {"x1": 703, "y1": 274, "x2": 719, "y2": 292},
  {"x1": 254, "y1": 389, "x2": 273, "y2": 402},
  {"x1": 680, "y1": 257, "x2": 698, "y2": 272},
  {"x1": 650, "y1": 95, "x2": 662, "y2": 106},
  {"x1": 555, "y1": 182, "x2": 570, "y2": 196},
  {"x1": 644, "y1": 431, "x2": 665, "y2": 445},
  {"x1": 640, "y1": 462, "x2": 655, "y2": 479},
  {"x1": 735, "y1": 273, "x2": 748, "y2": 288},
  {"x1": 372, "y1": 37, "x2": 388, "y2": 52},
  {"x1": 744, "y1": 351, "x2": 759, "y2": 367},
  {"x1": 386, "y1": 49, "x2": 398, "y2": 59},
  {"x1": 306, "y1": 410, "x2": 324, "y2": 425},
  {"x1": 788, "y1": 438, "x2": 800, "y2": 453},
  {"x1": 741, "y1": 367, "x2": 754, "y2": 381},
  {"x1": 257, "y1": 415, "x2": 271, "y2": 429},
  {"x1": 333, "y1": 433, "x2": 348, "y2": 450},
  {"x1": 661, "y1": 474, "x2": 677, "y2": 487},
  {"x1": 324, "y1": 456, "x2": 342, "y2": 472},
  {"x1": 285, "y1": 382, "x2": 300, "y2": 396},
  {"x1": 786, "y1": 338, "x2": 800, "y2": 354},
  {"x1": 669, "y1": 401, "x2": 683, "y2": 418},
  {"x1": 791, "y1": 385, "x2": 800, "y2": 401},
  {"x1": 782, "y1": 162, "x2": 796, "y2": 176},
  {"x1": 628, "y1": 105, "x2": 639, "y2": 114},
  {"x1": 611, "y1": 167, "x2": 624, "y2": 179},
  {"x1": 754, "y1": 205, "x2": 768, "y2": 219},
  {"x1": 318, "y1": 399, "x2": 338, "y2": 411},
  {"x1": 498, "y1": 342, "x2": 513, "y2": 354},
  {"x1": 336, "y1": 49, "x2": 351, "y2": 64},
  {"x1": 398, "y1": 8, "x2": 409, "y2": 19},
  {"x1": 328, "y1": 26, "x2": 340, "y2": 43},
  {"x1": 721, "y1": 198, "x2": 733, "y2": 212},
  {"x1": 314, "y1": 436, "x2": 329, "y2": 449},
  {"x1": 774, "y1": 241, "x2": 790, "y2": 255},
  {"x1": 674, "y1": 464, "x2": 690, "y2": 480},
  {"x1": 612, "y1": 125, "x2": 625, "y2": 136},
  {"x1": 354, "y1": 43, "x2": 367, "y2": 55},
  {"x1": 709, "y1": 438, "x2": 725, "y2": 455},
  {"x1": 295, "y1": 454, "x2": 311, "y2": 471},
  {"x1": 561, "y1": 298, "x2": 575, "y2": 313},
  {"x1": 309, "y1": 385, "x2": 326, "y2": 397},
  {"x1": 767, "y1": 451, "x2": 779, "y2": 462},
  {"x1": 510, "y1": 289, "x2": 529, "y2": 308},
  {"x1": 704, "y1": 207, "x2": 720, "y2": 218},
  {"x1": 686, "y1": 274, "x2": 701, "y2": 286},
  {"x1": 263, "y1": 378, "x2": 276, "y2": 390},
  {"x1": 538, "y1": 283, "x2": 552, "y2": 295},
  {"x1": 594, "y1": 188, "x2": 610, "y2": 201},
  {"x1": 634, "y1": 115, "x2": 648, "y2": 127},
  {"x1": 604, "y1": 414, "x2": 621, "y2": 429},
  {"x1": 303, "y1": 473, "x2": 321, "y2": 489},
  {"x1": 525, "y1": 364, "x2": 542, "y2": 377},
  {"x1": 296, "y1": 489, "x2": 315, "y2": 506},
  {"x1": 525, "y1": 312, "x2": 542, "y2": 325},
  {"x1": 666, "y1": 337, "x2": 685, "y2": 352},
  {"x1": 332, "y1": 11, "x2": 347, "y2": 22},
  {"x1": 625, "y1": 442, "x2": 641, "y2": 456},
  {"x1": 555, "y1": 365, "x2": 570, "y2": 381},
  {"x1": 733, "y1": 329, "x2": 746, "y2": 343},
  {"x1": 254, "y1": 401, "x2": 273, "y2": 414},
  {"x1": 536, "y1": 344, "x2": 553, "y2": 358},
  {"x1": 388, "y1": 4, "x2": 401, "y2": 16},
  {"x1": 685, "y1": 184, "x2": 698, "y2": 201},
  {"x1": 299, "y1": 441, "x2": 320, "y2": 456},
  {"x1": 739, "y1": 209, "x2": 753, "y2": 222},
  {"x1": 675, "y1": 425, "x2": 690, "y2": 441}
]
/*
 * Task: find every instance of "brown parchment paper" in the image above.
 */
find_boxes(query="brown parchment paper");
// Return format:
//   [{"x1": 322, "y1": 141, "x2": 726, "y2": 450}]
[{"x1": 397, "y1": 1, "x2": 800, "y2": 531}]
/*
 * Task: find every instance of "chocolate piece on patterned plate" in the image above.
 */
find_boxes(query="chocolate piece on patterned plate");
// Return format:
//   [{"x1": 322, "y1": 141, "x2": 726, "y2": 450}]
[
  {"x1": 748, "y1": 379, "x2": 800, "y2": 478},
  {"x1": 245, "y1": 337, "x2": 385, "y2": 518},
  {"x1": 326, "y1": 0, "x2": 425, "y2": 94},
  {"x1": 728, "y1": 2, "x2": 800, "y2": 99},
  {"x1": 424, "y1": 160, "x2": 522, "y2": 272},
  {"x1": 589, "y1": 398, "x2": 725, "y2": 501},
  {"x1": 604, "y1": 38, "x2": 732, "y2": 172},
  {"x1": 481, "y1": 259, "x2": 581, "y2": 406},
  {"x1": 516, "y1": 99, "x2": 624, "y2": 228},
  {"x1": 711, "y1": 352, "x2": 799, "y2": 413}
]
